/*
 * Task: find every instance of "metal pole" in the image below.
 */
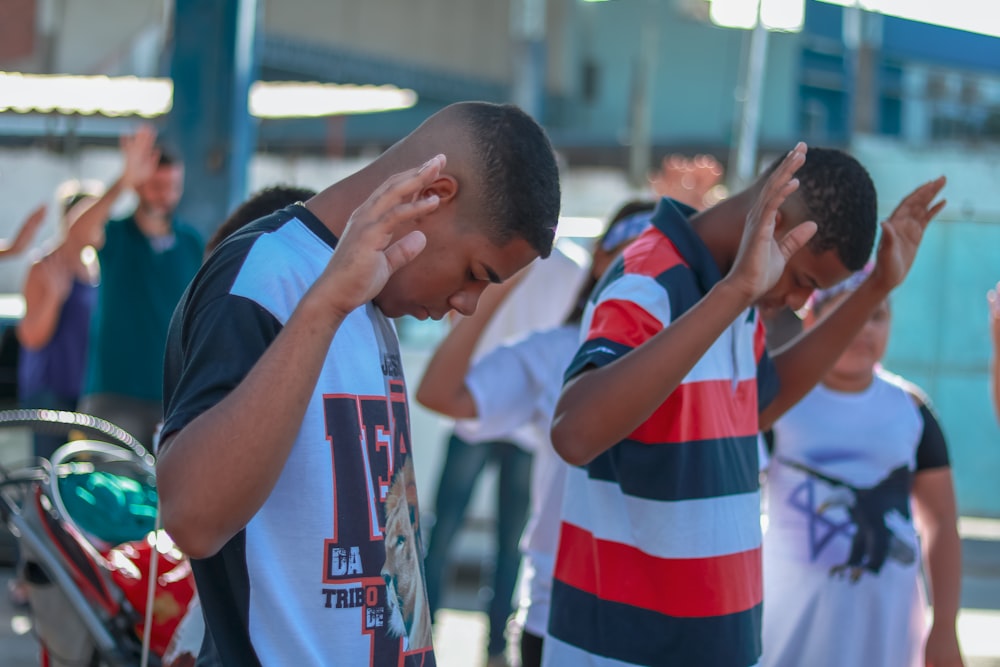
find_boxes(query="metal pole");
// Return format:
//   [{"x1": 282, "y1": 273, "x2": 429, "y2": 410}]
[
  {"x1": 510, "y1": 0, "x2": 547, "y2": 119},
  {"x1": 167, "y1": 0, "x2": 260, "y2": 238},
  {"x1": 730, "y1": 3, "x2": 769, "y2": 192},
  {"x1": 628, "y1": 0, "x2": 660, "y2": 191}
]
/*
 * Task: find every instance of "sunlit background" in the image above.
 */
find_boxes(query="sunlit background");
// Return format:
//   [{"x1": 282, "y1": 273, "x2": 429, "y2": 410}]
[{"x1": 1, "y1": 1, "x2": 999, "y2": 664}]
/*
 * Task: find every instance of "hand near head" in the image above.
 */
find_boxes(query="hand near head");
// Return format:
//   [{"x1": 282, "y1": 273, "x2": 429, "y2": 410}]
[
  {"x1": 119, "y1": 124, "x2": 161, "y2": 190},
  {"x1": 723, "y1": 143, "x2": 817, "y2": 302},
  {"x1": 868, "y1": 177, "x2": 946, "y2": 293},
  {"x1": 0, "y1": 203, "x2": 47, "y2": 257},
  {"x1": 320, "y1": 155, "x2": 445, "y2": 318}
]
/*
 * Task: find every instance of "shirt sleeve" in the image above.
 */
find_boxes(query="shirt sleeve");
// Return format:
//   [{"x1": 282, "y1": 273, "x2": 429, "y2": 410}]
[
  {"x1": 463, "y1": 341, "x2": 545, "y2": 446},
  {"x1": 161, "y1": 245, "x2": 282, "y2": 441},
  {"x1": 915, "y1": 400, "x2": 950, "y2": 471},
  {"x1": 564, "y1": 270, "x2": 672, "y2": 382},
  {"x1": 464, "y1": 327, "x2": 578, "y2": 448}
]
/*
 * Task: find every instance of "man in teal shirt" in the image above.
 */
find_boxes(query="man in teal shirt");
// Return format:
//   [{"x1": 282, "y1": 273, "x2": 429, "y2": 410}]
[{"x1": 75, "y1": 126, "x2": 203, "y2": 447}]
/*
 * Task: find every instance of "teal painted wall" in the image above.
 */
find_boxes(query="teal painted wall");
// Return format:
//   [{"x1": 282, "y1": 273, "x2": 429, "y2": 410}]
[{"x1": 856, "y1": 138, "x2": 1000, "y2": 516}]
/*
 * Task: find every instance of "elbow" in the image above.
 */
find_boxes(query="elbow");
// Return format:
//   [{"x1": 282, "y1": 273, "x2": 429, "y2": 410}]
[
  {"x1": 16, "y1": 325, "x2": 47, "y2": 351},
  {"x1": 414, "y1": 383, "x2": 437, "y2": 412},
  {"x1": 159, "y1": 496, "x2": 223, "y2": 560},
  {"x1": 156, "y1": 462, "x2": 225, "y2": 559},
  {"x1": 550, "y1": 417, "x2": 597, "y2": 467},
  {"x1": 415, "y1": 383, "x2": 474, "y2": 420}
]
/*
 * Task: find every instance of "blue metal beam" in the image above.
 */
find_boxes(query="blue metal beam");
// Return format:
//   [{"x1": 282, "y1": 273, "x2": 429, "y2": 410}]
[{"x1": 166, "y1": 0, "x2": 260, "y2": 239}]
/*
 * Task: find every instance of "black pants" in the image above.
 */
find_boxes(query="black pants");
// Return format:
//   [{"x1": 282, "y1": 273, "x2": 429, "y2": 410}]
[{"x1": 521, "y1": 630, "x2": 544, "y2": 667}]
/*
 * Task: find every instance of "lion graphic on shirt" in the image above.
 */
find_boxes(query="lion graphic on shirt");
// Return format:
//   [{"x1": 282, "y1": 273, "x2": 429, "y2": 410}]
[{"x1": 381, "y1": 461, "x2": 432, "y2": 650}]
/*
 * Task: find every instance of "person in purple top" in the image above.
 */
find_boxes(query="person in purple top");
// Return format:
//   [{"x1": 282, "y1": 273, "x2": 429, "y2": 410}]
[{"x1": 16, "y1": 179, "x2": 107, "y2": 458}]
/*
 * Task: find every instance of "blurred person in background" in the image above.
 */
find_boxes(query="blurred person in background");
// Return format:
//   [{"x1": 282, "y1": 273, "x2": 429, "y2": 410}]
[
  {"x1": 417, "y1": 201, "x2": 655, "y2": 667},
  {"x1": 16, "y1": 179, "x2": 105, "y2": 458},
  {"x1": 762, "y1": 265, "x2": 963, "y2": 667},
  {"x1": 205, "y1": 184, "x2": 317, "y2": 257},
  {"x1": 74, "y1": 125, "x2": 203, "y2": 447},
  {"x1": 648, "y1": 152, "x2": 726, "y2": 210},
  {"x1": 419, "y1": 233, "x2": 588, "y2": 667}
]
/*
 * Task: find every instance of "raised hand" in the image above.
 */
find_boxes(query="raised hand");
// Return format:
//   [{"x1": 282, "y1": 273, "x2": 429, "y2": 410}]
[
  {"x1": 119, "y1": 124, "x2": 161, "y2": 190},
  {"x1": 649, "y1": 153, "x2": 724, "y2": 210},
  {"x1": 868, "y1": 176, "x2": 946, "y2": 293},
  {"x1": 1, "y1": 203, "x2": 47, "y2": 257},
  {"x1": 320, "y1": 155, "x2": 445, "y2": 317},
  {"x1": 724, "y1": 143, "x2": 817, "y2": 302}
]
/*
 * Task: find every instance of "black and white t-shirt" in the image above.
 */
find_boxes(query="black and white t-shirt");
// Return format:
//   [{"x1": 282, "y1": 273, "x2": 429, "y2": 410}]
[{"x1": 163, "y1": 205, "x2": 436, "y2": 667}]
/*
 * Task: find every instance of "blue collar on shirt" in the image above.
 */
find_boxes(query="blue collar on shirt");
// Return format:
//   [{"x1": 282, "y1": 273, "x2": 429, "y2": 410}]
[{"x1": 649, "y1": 197, "x2": 722, "y2": 295}]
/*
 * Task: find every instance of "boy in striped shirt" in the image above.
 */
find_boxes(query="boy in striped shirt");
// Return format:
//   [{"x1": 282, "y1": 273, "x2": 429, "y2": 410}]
[{"x1": 544, "y1": 144, "x2": 946, "y2": 667}]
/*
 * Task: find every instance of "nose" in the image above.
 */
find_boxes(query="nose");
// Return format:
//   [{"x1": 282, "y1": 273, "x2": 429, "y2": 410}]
[{"x1": 448, "y1": 283, "x2": 488, "y2": 317}]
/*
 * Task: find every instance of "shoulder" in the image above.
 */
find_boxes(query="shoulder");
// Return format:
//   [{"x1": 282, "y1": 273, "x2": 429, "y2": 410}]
[{"x1": 877, "y1": 367, "x2": 930, "y2": 409}]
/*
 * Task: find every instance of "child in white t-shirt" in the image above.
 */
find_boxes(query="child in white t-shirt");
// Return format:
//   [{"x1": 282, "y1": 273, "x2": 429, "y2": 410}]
[
  {"x1": 416, "y1": 201, "x2": 655, "y2": 667},
  {"x1": 762, "y1": 265, "x2": 964, "y2": 667}
]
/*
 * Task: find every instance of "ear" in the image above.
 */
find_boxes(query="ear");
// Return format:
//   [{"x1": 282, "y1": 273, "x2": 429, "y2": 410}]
[
  {"x1": 422, "y1": 175, "x2": 458, "y2": 204},
  {"x1": 773, "y1": 207, "x2": 787, "y2": 235}
]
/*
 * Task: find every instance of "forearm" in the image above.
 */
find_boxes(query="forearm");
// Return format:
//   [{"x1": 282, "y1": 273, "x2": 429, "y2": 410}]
[
  {"x1": 17, "y1": 299, "x2": 63, "y2": 350},
  {"x1": 763, "y1": 278, "x2": 887, "y2": 428},
  {"x1": 416, "y1": 281, "x2": 516, "y2": 418},
  {"x1": 67, "y1": 178, "x2": 126, "y2": 248},
  {"x1": 157, "y1": 292, "x2": 345, "y2": 558},
  {"x1": 16, "y1": 272, "x2": 65, "y2": 349},
  {"x1": 923, "y1": 519, "x2": 963, "y2": 631},
  {"x1": 415, "y1": 315, "x2": 486, "y2": 418},
  {"x1": 551, "y1": 280, "x2": 750, "y2": 465},
  {"x1": 913, "y1": 469, "x2": 963, "y2": 633}
]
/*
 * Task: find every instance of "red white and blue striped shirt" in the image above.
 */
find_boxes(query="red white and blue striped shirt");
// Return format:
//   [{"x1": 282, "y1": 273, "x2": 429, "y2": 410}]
[{"x1": 544, "y1": 199, "x2": 777, "y2": 667}]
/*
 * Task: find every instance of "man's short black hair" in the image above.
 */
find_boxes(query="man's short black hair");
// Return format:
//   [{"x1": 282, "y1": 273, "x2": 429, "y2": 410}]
[
  {"x1": 765, "y1": 147, "x2": 877, "y2": 271},
  {"x1": 459, "y1": 103, "x2": 560, "y2": 259},
  {"x1": 207, "y1": 185, "x2": 317, "y2": 254}
]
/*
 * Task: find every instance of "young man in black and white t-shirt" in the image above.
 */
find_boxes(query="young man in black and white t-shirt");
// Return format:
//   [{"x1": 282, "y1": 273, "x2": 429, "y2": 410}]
[{"x1": 157, "y1": 102, "x2": 562, "y2": 666}]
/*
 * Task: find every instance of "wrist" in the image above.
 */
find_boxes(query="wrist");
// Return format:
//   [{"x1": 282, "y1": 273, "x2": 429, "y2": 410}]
[
  {"x1": 713, "y1": 278, "x2": 757, "y2": 311},
  {"x1": 297, "y1": 287, "x2": 351, "y2": 337}
]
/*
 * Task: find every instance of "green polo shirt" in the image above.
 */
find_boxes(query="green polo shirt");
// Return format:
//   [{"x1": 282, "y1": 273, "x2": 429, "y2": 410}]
[{"x1": 85, "y1": 215, "x2": 203, "y2": 402}]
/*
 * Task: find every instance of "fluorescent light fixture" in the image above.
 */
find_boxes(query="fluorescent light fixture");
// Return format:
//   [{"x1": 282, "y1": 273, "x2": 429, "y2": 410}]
[
  {"x1": 709, "y1": 0, "x2": 804, "y2": 31},
  {"x1": 0, "y1": 72, "x2": 418, "y2": 118},
  {"x1": 818, "y1": 0, "x2": 1000, "y2": 39},
  {"x1": 249, "y1": 81, "x2": 416, "y2": 118},
  {"x1": 760, "y1": 0, "x2": 805, "y2": 31},
  {"x1": 557, "y1": 216, "x2": 606, "y2": 238},
  {"x1": 710, "y1": 0, "x2": 760, "y2": 29}
]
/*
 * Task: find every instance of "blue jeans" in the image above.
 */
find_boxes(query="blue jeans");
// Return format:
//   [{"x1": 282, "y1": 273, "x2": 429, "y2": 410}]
[{"x1": 423, "y1": 433, "x2": 532, "y2": 658}]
